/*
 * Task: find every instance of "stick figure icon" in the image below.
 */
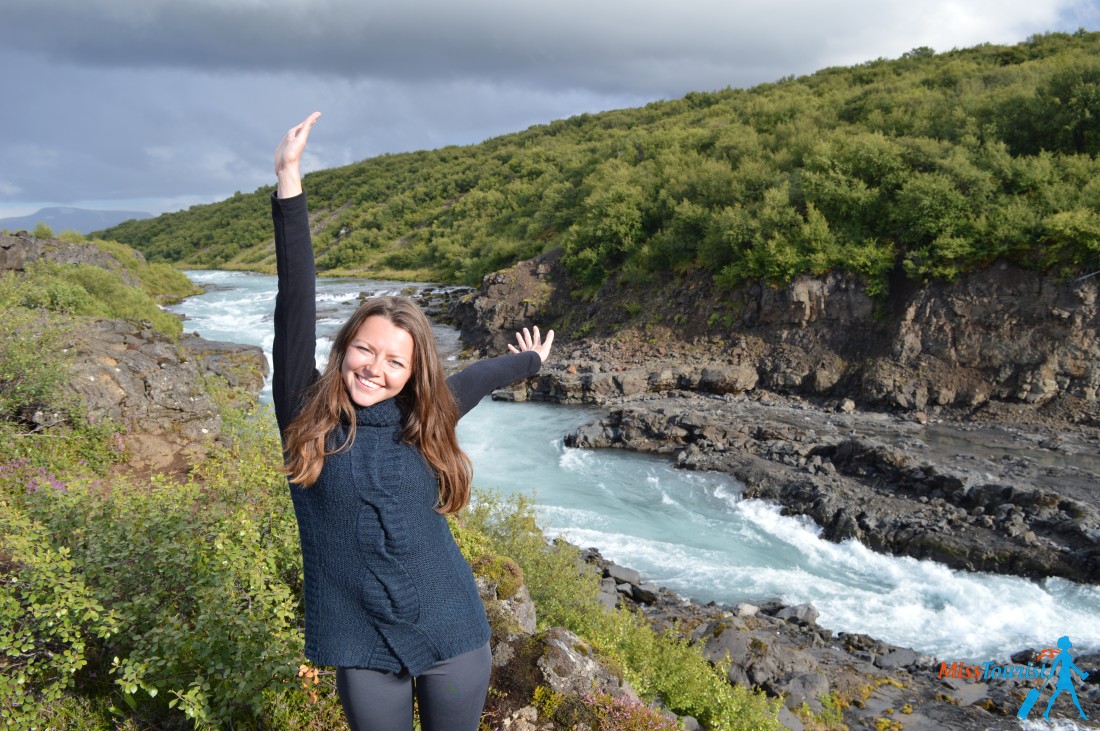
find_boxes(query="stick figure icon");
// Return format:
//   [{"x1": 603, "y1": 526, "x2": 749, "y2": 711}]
[{"x1": 1040, "y1": 636, "x2": 1089, "y2": 721}]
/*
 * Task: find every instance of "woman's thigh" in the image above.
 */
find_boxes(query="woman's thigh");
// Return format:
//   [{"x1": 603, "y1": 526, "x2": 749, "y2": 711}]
[
  {"x1": 336, "y1": 666, "x2": 413, "y2": 731},
  {"x1": 415, "y1": 643, "x2": 492, "y2": 731}
]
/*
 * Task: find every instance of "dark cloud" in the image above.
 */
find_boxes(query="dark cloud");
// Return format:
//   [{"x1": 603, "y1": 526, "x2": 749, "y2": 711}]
[
  {"x1": 2, "y1": 0, "x2": 1081, "y2": 94},
  {"x1": 0, "y1": 0, "x2": 1092, "y2": 216}
]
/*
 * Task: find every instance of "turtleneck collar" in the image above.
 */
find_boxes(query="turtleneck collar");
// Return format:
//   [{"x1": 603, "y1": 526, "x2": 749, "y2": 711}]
[{"x1": 354, "y1": 396, "x2": 403, "y2": 427}]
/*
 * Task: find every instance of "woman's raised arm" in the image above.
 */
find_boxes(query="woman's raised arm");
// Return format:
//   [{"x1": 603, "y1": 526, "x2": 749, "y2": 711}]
[{"x1": 272, "y1": 113, "x2": 322, "y2": 438}]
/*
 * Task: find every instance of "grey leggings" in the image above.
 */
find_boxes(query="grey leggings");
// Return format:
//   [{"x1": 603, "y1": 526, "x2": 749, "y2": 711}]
[{"x1": 336, "y1": 643, "x2": 491, "y2": 731}]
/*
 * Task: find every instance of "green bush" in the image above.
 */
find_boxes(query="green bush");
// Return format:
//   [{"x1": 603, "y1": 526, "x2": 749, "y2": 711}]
[
  {"x1": 89, "y1": 240, "x2": 200, "y2": 303},
  {"x1": 0, "y1": 274, "x2": 73, "y2": 421},
  {"x1": 461, "y1": 492, "x2": 782, "y2": 731},
  {"x1": 0, "y1": 500, "x2": 118, "y2": 729},
  {"x1": 0, "y1": 389, "x2": 307, "y2": 730},
  {"x1": 20, "y1": 262, "x2": 183, "y2": 338}
]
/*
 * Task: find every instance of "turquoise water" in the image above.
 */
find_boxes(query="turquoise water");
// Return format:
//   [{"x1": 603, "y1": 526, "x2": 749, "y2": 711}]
[{"x1": 170, "y1": 270, "x2": 1100, "y2": 662}]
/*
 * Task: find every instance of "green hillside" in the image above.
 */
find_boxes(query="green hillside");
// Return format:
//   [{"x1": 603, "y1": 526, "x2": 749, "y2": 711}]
[{"x1": 98, "y1": 30, "x2": 1100, "y2": 296}]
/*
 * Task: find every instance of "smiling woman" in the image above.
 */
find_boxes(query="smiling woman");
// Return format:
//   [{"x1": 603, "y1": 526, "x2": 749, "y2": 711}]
[{"x1": 269, "y1": 112, "x2": 554, "y2": 731}]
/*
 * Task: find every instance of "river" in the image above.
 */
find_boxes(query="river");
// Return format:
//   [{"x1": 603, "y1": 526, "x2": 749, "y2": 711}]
[{"x1": 169, "y1": 269, "x2": 1100, "y2": 663}]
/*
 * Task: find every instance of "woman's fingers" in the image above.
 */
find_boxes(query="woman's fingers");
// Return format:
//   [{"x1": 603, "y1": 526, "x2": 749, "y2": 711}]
[
  {"x1": 291, "y1": 111, "x2": 322, "y2": 142},
  {"x1": 506, "y1": 325, "x2": 554, "y2": 362},
  {"x1": 275, "y1": 112, "x2": 322, "y2": 174}
]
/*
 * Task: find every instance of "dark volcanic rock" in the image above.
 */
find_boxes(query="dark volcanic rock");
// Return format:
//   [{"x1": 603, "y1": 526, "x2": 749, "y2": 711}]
[
  {"x1": 561, "y1": 394, "x2": 1100, "y2": 584},
  {"x1": 456, "y1": 255, "x2": 1100, "y2": 424},
  {"x1": 451, "y1": 250, "x2": 564, "y2": 356}
]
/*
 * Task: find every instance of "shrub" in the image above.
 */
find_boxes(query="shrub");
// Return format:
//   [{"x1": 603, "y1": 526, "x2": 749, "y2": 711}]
[
  {"x1": 0, "y1": 500, "x2": 118, "y2": 728},
  {"x1": 20, "y1": 261, "x2": 183, "y2": 338},
  {"x1": 0, "y1": 393, "x2": 305, "y2": 729},
  {"x1": 583, "y1": 691, "x2": 680, "y2": 731},
  {"x1": 0, "y1": 273, "x2": 73, "y2": 421}
]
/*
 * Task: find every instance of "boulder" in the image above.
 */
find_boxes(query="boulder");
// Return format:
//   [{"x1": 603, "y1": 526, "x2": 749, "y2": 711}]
[
  {"x1": 775, "y1": 603, "x2": 820, "y2": 626},
  {"x1": 699, "y1": 365, "x2": 759, "y2": 395},
  {"x1": 605, "y1": 563, "x2": 641, "y2": 585}
]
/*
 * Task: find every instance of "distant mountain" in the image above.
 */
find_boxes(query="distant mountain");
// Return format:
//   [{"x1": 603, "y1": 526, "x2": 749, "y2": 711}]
[{"x1": 0, "y1": 207, "x2": 152, "y2": 235}]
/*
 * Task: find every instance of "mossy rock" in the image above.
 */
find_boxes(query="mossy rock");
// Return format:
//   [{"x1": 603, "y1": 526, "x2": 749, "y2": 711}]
[{"x1": 472, "y1": 554, "x2": 524, "y2": 599}]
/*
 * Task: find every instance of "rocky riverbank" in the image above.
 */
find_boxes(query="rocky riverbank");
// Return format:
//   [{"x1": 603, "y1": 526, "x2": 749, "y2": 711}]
[
  {"x1": 563, "y1": 389, "x2": 1100, "y2": 584},
  {"x1": 586, "y1": 549, "x2": 1100, "y2": 730},
  {"x1": 445, "y1": 251, "x2": 1100, "y2": 728}
]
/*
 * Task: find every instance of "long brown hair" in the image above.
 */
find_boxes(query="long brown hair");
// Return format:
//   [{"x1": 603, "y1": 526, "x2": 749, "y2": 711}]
[{"x1": 281, "y1": 296, "x2": 473, "y2": 513}]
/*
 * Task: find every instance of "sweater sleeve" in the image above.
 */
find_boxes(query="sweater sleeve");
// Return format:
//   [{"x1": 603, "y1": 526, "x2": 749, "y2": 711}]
[
  {"x1": 447, "y1": 351, "x2": 542, "y2": 419},
  {"x1": 272, "y1": 192, "x2": 319, "y2": 438}
]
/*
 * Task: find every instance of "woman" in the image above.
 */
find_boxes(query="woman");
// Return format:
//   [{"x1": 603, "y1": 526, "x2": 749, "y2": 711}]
[{"x1": 272, "y1": 112, "x2": 553, "y2": 731}]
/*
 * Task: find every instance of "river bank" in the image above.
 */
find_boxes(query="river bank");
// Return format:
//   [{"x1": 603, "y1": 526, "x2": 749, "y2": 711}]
[
  {"x1": 470, "y1": 355, "x2": 1100, "y2": 727},
  {"x1": 440, "y1": 253, "x2": 1100, "y2": 727},
  {"x1": 584, "y1": 545, "x2": 1100, "y2": 730}
]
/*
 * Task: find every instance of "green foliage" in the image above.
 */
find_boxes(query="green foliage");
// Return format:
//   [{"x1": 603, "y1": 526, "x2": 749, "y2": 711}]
[
  {"x1": 462, "y1": 492, "x2": 782, "y2": 731},
  {"x1": 19, "y1": 261, "x2": 184, "y2": 338},
  {"x1": 89, "y1": 239, "x2": 201, "y2": 303},
  {"x1": 93, "y1": 31, "x2": 1100, "y2": 298},
  {"x1": 0, "y1": 273, "x2": 73, "y2": 421},
  {"x1": 0, "y1": 392, "x2": 307, "y2": 730},
  {"x1": 32, "y1": 222, "x2": 54, "y2": 239},
  {"x1": 0, "y1": 501, "x2": 119, "y2": 729}
]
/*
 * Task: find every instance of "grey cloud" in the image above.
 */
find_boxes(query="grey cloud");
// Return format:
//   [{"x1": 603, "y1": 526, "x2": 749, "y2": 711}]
[
  {"x1": 0, "y1": 0, "x2": 1079, "y2": 97},
  {"x1": 0, "y1": 45, "x2": 647, "y2": 210}
]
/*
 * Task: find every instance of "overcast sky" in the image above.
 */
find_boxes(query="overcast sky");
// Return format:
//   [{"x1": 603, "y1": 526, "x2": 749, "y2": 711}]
[{"x1": 1, "y1": 0, "x2": 1098, "y2": 219}]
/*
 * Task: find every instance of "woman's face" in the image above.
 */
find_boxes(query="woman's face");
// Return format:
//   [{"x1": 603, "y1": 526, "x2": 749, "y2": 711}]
[{"x1": 341, "y1": 315, "x2": 415, "y2": 407}]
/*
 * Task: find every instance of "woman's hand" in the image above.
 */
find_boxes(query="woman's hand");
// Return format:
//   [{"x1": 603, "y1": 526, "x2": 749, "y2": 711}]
[
  {"x1": 507, "y1": 326, "x2": 554, "y2": 363},
  {"x1": 274, "y1": 111, "x2": 322, "y2": 199}
]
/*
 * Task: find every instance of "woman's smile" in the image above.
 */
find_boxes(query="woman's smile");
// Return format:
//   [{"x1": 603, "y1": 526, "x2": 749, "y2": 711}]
[{"x1": 341, "y1": 315, "x2": 414, "y2": 406}]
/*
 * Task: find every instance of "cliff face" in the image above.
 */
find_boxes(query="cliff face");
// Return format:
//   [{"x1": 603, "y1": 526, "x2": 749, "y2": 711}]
[
  {"x1": 453, "y1": 254, "x2": 1099, "y2": 423},
  {"x1": 885, "y1": 263, "x2": 1098, "y2": 409},
  {"x1": 61, "y1": 319, "x2": 266, "y2": 472}
]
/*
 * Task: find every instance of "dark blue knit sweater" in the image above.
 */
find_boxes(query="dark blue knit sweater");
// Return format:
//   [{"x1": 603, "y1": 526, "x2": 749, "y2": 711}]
[
  {"x1": 291, "y1": 397, "x2": 488, "y2": 672},
  {"x1": 272, "y1": 192, "x2": 541, "y2": 674}
]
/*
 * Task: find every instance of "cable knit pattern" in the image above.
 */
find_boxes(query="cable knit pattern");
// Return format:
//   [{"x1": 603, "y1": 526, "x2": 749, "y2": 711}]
[
  {"x1": 292, "y1": 397, "x2": 488, "y2": 675},
  {"x1": 272, "y1": 192, "x2": 543, "y2": 675}
]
